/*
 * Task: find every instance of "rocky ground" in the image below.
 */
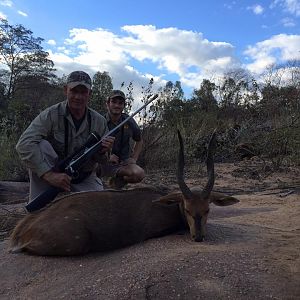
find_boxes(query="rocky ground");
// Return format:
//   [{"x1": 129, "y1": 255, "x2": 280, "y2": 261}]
[{"x1": 0, "y1": 160, "x2": 299, "y2": 299}]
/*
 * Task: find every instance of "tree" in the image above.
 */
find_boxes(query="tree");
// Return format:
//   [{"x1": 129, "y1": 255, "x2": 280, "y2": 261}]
[
  {"x1": 0, "y1": 80, "x2": 5, "y2": 106},
  {"x1": 191, "y1": 79, "x2": 217, "y2": 112},
  {"x1": 147, "y1": 80, "x2": 185, "y2": 127},
  {"x1": 7, "y1": 75, "x2": 64, "y2": 134},
  {"x1": 90, "y1": 71, "x2": 113, "y2": 114},
  {"x1": 0, "y1": 19, "x2": 55, "y2": 101},
  {"x1": 161, "y1": 80, "x2": 184, "y2": 100}
]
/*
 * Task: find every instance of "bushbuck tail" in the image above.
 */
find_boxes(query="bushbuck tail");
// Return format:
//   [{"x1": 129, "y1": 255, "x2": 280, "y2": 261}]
[
  {"x1": 158, "y1": 130, "x2": 239, "y2": 242},
  {"x1": 9, "y1": 130, "x2": 239, "y2": 256}
]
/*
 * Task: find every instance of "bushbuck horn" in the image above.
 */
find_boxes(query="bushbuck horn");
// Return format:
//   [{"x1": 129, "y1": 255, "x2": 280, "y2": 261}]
[
  {"x1": 177, "y1": 130, "x2": 193, "y2": 200},
  {"x1": 159, "y1": 130, "x2": 239, "y2": 242}
]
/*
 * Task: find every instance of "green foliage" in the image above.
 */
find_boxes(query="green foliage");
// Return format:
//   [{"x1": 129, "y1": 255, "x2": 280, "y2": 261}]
[
  {"x1": 0, "y1": 20, "x2": 60, "y2": 180},
  {"x1": 141, "y1": 70, "x2": 300, "y2": 170},
  {"x1": 0, "y1": 131, "x2": 27, "y2": 181},
  {"x1": 138, "y1": 78, "x2": 155, "y2": 126},
  {"x1": 0, "y1": 19, "x2": 56, "y2": 100},
  {"x1": 191, "y1": 79, "x2": 218, "y2": 112},
  {"x1": 124, "y1": 81, "x2": 134, "y2": 114},
  {"x1": 90, "y1": 71, "x2": 113, "y2": 114}
]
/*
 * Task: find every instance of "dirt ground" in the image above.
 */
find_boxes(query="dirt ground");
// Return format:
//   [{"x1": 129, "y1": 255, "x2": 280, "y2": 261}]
[{"x1": 0, "y1": 161, "x2": 299, "y2": 300}]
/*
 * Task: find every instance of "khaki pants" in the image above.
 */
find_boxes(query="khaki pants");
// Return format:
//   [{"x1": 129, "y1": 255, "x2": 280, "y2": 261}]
[{"x1": 29, "y1": 140, "x2": 103, "y2": 202}]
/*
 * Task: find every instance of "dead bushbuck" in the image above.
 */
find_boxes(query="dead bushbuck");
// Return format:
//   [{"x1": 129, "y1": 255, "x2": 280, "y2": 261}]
[
  {"x1": 10, "y1": 187, "x2": 183, "y2": 255},
  {"x1": 159, "y1": 130, "x2": 239, "y2": 242},
  {"x1": 9, "y1": 130, "x2": 239, "y2": 255}
]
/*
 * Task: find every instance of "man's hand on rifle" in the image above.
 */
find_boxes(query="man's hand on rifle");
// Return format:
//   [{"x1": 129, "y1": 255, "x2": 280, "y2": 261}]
[
  {"x1": 100, "y1": 136, "x2": 115, "y2": 154},
  {"x1": 109, "y1": 154, "x2": 119, "y2": 165},
  {"x1": 41, "y1": 171, "x2": 71, "y2": 192}
]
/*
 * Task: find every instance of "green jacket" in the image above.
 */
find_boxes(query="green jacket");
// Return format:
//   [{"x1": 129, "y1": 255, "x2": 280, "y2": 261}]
[{"x1": 16, "y1": 100, "x2": 108, "y2": 177}]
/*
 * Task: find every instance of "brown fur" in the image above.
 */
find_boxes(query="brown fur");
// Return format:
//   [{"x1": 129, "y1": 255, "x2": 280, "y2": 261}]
[{"x1": 10, "y1": 187, "x2": 183, "y2": 256}]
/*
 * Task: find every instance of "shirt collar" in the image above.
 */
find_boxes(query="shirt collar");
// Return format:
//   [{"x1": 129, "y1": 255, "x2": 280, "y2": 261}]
[
  {"x1": 105, "y1": 112, "x2": 125, "y2": 124},
  {"x1": 64, "y1": 100, "x2": 88, "y2": 119}
]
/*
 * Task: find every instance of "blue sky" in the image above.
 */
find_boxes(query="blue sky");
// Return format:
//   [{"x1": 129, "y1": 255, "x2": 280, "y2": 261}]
[{"x1": 1, "y1": 0, "x2": 300, "y2": 98}]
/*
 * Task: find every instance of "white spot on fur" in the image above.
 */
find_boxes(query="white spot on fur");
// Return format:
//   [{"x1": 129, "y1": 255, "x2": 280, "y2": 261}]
[
  {"x1": 74, "y1": 218, "x2": 80, "y2": 221},
  {"x1": 75, "y1": 236, "x2": 80, "y2": 239},
  {"x1": 9, "y1": 246, "x2": 23, "y2": 253},
  {"x1": 64, "y1": 216, "x2": 69, "y2": 219}
]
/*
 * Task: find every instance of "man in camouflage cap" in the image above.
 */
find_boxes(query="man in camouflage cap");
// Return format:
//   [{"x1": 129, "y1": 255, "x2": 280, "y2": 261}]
[
  {"x1": 100, "y1": 89, "x2": 145, "y2": 189},
  {"x1": 16, "y1": 71, "x2": 114, "y2": 203}
]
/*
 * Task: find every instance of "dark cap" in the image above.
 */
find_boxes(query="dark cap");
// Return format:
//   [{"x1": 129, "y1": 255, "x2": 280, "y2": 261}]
[
  {"x1": 67, "y1": 71, "x2": 92, "y2": 89},
  {"x1": 109, "y1": 90, "x2": 126, "y2": 101}
]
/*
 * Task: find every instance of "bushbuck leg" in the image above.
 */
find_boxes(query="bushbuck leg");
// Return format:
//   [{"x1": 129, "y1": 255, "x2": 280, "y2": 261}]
[
  {"x1": 9, "y1": 187, "x2": 183, "y2": 256},
  {"x1": 158, "y1": 130, "x2": 239, "y2": 242}
]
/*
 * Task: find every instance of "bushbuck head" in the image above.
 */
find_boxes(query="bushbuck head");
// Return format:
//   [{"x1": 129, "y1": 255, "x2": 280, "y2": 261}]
[{"x1": 159, "y1": 130, "x2": 239, "y2": 242}]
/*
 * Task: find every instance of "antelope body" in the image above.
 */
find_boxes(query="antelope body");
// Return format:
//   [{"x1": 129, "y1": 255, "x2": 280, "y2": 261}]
[
  {"x1": 10, "y1": 187, "x2": 183, "y2": 256},
  {"x1": 10, "y1": 130, "x2": 239, "y2": 256}
]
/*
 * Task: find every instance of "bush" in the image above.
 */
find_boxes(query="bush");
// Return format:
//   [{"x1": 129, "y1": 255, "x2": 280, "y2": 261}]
[{"x1": 0, "y1": 134, "x2": 28, "y2": 181}]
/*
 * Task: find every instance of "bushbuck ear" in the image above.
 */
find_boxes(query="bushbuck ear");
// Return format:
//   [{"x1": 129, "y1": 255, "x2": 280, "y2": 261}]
[
  {"x1": 158, "y1": 192, "x2": 183, "y2": 205},
  {"x1": 211, "y1": 195, "x2": 239, "y2": 206}
]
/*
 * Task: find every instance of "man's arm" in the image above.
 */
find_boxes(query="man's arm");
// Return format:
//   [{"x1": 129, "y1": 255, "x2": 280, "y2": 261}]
[
  {"x1": 131, "y1": 139, "x2": 143, "y2": 162},
  {"x1": 16, "y1": 108, "x2": 53, "y2": 177},
  {"x1": 128, "y1": 117, "x2": 143, "y2": 163},
  {"x1": 16, "y1": 107, "x2": 74, "y2": 192}
]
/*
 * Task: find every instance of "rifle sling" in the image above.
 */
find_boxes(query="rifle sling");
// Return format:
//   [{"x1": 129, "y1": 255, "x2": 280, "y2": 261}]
[
  {"x1": 63, "y1": 111, "x2": 92, "y2": 182},
  {"x1": 64, "y1": 116, "x2": 68, "y2": 157},
  {"x1": 64, "y1": 111, "x2": 92, "y2": 165}
]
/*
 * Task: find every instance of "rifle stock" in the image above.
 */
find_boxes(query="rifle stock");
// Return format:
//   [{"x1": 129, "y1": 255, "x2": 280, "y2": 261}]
[
  {"x1": 26, "y1": 186, "x2": 62, "y2": 212},
  {"x1": 25, "y1": 94, "x2": 159, "y2": 212}
]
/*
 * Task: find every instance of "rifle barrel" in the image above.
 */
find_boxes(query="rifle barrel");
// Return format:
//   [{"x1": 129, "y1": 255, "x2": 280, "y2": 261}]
[
  {"x1": 104, "y1": 93, "x2": 158, "y2": 140},
  {"x1": 67, "y1": 93, "x2": 159, "y2": 172}
]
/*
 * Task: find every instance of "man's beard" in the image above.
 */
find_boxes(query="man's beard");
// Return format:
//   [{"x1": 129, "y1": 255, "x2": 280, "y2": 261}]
[{"x1": 111, "y1": 109, "x2": 121, "y2": 116}]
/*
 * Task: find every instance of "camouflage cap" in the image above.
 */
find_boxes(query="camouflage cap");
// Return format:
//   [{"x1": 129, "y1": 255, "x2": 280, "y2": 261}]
[
  {"x1": 67, "y1": 71, "x2": 92, "y2": 89},
  {"x1": 109, "y1": 90, "x2": 126, "y2": 101}
]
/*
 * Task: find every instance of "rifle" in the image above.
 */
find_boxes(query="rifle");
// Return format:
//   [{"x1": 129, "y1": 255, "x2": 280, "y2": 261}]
[{"x1": 25, "y1": 94, "x2": 159, "y2": 212}]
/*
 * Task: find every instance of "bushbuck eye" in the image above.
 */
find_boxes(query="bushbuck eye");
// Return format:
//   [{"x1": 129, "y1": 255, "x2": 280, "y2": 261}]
[{"x1": 205, "y1": 209, "x2": 210, "y2": 215}]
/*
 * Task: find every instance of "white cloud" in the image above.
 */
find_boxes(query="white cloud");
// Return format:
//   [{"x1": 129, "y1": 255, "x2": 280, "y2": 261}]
[
  {"x1": 120, "y1": 25, "x2": 239, "y2": 82},
  {"x1": 271, "y1": 0, "x2": 300, "y2": 16},
  {"x1": 0, "y1": 10, "x2": 7, "y2": 19},
  {"x1": 48, "y1": 25, "x2": 241, "y2": 96},
  {"x1": 244, "y1": 34, "x2": 300, "y2": 74},
  {"x1": 281, "y1": 17, "x2": 296, "y2": 26},
  {"x1": 48, "y1": 50, "x2": 74, "y2": 64},
  {"x1": 224, "y1": 1, "x2": 237, "y2": 10},
  {"x1": 284, "y1": 0, "x2": 300, "y2": 15},
  {"x1": 48, "y1": 25, "x2": 299, "y2": 97},
  {"x1": 248, "y1": 4, "x2": 264, "y2": 15},
  {"x1": 0, "y1": 0, "x2": 12, "y2": 7},
  {"x1": 47, "y1": 39, "x2": 56, "y2": 46},
  {"x1": 17, "y1": 10, "x2": 27, "y2": 17}
]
